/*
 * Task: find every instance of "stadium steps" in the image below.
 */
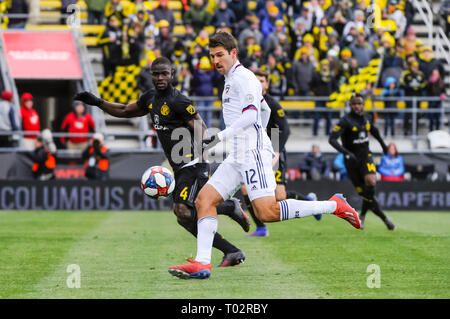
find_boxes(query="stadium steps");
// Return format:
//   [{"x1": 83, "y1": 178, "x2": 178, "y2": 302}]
[
  {"x1": 411, "y1": 0, "x2": 450, "y2": 97},
  {"x1": 102, "y1": 114, "x2": 141, "y2": 150}
]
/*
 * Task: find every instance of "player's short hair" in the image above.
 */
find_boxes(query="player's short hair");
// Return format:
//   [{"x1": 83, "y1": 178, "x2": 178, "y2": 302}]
[
  {"x1": 209, "y1": 31, "x2": 238, "y2": 53},
  {"x1": 350, "y1": 93, "x2": 364, "y2": 104},
  {"x1": 253, "y1": 68, "x2": 269, "y2": 81},
  {"x1": 151, "y1": 57, "x2": 172, "y2": 69}
]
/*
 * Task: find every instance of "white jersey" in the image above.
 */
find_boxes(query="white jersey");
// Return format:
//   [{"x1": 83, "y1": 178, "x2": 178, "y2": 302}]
[{"x1": 222, "y1": 61, "x2": 273, "y2": 154}]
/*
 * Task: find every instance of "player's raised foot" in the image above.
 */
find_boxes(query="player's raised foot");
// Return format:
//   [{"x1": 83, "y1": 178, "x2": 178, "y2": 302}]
[
  {"x1": 218, "y1": 250, "x2": 246, "y2": 267},
  {"x1": 359, "y1": 213, "x2": 366, "y2": 230},
  {"x1": 329, "y1": 193, "x2": 361, "y2": 229},
  {"x1": 168, "y1": 258, "x2": 211, "y2": 279},
  {"x1": 246, "y1": 226, "x2": 269, "y2": 237},
  {"x1": 228, "y1": 197, "x2": 250, "y2": 232},
  {"x1": 384, "y1": 217, "x2": 396, "y2": 231},
  {"x1": 307, "y1": 193, "x2": 322, "y2": 221}
]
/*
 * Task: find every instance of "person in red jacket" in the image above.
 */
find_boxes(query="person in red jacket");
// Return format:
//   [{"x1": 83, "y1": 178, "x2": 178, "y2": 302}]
[
  {"x1": 61, "y1": 101, "x2": 96, "y2": 150},
  {"x1": 20, "y1": 92, "x2": 41, "y2": 150}
]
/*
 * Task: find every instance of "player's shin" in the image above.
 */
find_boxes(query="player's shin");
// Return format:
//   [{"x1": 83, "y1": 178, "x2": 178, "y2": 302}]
[
  {"x1": 279, "y1": 199, "x2": 336, "y2": 221},
  {"x1": 195, "y1": 216, "x2": 218, "y2": 265}
]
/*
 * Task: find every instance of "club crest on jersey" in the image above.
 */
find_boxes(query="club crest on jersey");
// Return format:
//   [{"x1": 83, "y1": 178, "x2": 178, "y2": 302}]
[
  {"x1": 148, "y1": 103, "x2": 152, "y2": 109},
  {"x1": 277, "y1": 109, "x2": 285, "y2": 117},
  {"x1": 366, "y1": 122, "x2": 371, "y2": 131},
  {"x1": 161, "y1": 104, "x2": 170, "y2": 116},
  {"x1": 186, "y1": 104, "x2": 196, "y2": 115},
  {"x1": 246, "y1": 94, "x2": 254, "y2": 103},
  {"x1": 225, "y1": 84, "x2": 231, "y2": 94}
]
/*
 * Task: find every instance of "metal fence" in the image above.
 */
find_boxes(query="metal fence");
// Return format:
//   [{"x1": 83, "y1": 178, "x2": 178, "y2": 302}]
[{"x1": 1, "y1": 96, "x2": 449, "y2": 154}]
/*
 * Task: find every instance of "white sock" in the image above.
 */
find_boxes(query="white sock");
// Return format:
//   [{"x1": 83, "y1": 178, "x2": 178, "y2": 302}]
[
  {"x1": 195, "y1": 216, "x2": 218, "y2": 265},
  {"x1": 279, "y1": 199, "x2": 337, "y2": 221}
]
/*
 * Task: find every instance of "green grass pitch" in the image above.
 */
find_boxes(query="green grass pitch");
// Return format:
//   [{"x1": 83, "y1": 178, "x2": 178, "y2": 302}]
[{"x1": 0, "y1": 210, "x2": 449, "y2": 299}]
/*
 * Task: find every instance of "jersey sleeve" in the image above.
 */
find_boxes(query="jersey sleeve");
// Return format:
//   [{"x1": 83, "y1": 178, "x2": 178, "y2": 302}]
[
  {"x1": 136, "y1": 89, "x2": 155, "y2": 112},
  {"x1": 237, "y1": 74, "x2": 261, "y2": 113},
  {"x1": 174, "y1": 93, "x2": 197, "y2": 123}
]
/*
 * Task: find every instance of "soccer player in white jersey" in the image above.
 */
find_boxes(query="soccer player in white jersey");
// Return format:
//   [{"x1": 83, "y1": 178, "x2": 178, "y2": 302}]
[{"x1": 168, "y1": 32, "x2": 361, "y2": 280}]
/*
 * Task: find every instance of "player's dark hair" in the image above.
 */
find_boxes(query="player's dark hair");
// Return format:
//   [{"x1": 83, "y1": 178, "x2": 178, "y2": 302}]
[
  {"x1": 151, "y1": 56, "x2": 172, "y2": 69},
  {"x1": 253, "y1": 68, "x2": 269, "y2": 81},
  {"x1": 209, "y1": 31, "x2": 237, "y2": 53},
  {"x1": 350, "y1": 93, "x2": 364, "y2": 104}
]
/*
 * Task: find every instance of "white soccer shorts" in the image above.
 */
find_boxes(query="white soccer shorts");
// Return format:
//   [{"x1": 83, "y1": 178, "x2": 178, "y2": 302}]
[{"x1": 208, "y1": 148, "x2": 276, "y2": 201}]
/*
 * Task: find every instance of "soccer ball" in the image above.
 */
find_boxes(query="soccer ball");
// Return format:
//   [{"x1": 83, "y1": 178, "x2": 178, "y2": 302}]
[{"x1": 141, "y1": 166, "x2": 175, "y2": 199}]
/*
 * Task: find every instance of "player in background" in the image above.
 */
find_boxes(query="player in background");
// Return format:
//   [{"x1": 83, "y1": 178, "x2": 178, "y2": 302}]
[
  {"x1": 329, "y1": 93, "x2": 396, "y2": 230},
  {"x1": 168, "y1": 32, "x2": 361, "y2": 280},
  {"x1": 74, "y1": 57, "x2": 249, "y2": 267},
  {"x1": 243, "y1": 68, "x2": 321, "y2": 238}
]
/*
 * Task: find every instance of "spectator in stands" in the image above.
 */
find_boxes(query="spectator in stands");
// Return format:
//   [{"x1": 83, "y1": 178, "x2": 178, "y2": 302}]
[
  {"x1": 349, "y1": 29, "x2": 375, "y2": 68},
  {"x1": 256, "y1": 0, "x2": 281, "y2": 23},
  {"x1": 292, "y1": 46, "x2": 314, "y2": 96},
  {"x1": 380, "y1": 32, "x2": 404, "y2": 85},
  {"x1": 85, "y1": 0, "x2": 109, "y2": 25},
  {"x1": 156, "y1": 19, "x2": 173, "y2": 57},
  {"x1": 137, "y1": 59, "x2": 155, "y2": 93},
  {"x1": 264, "y1": 19, "x2": 286, "y2": 56},
  {"x1": 82, "y1": 133, "x2": 109, "y2": 181},
  {"x1": 183, "y1": 0, "x2": 212, "y2": 34},
  {"x1": 336, "y1": 47, "x2": 353, "y2": 86},
  {"x1": 61, "y1": 101, "x2": 96, "y2": 151},
  {"x1": 402, "y1": 27, "x2": 420, "y2": 56},
  {"x1": 325, "y1": 30, "x2": 340, "y2": 58},
  {"x1": 20, "y1": 93, "x2": 40, "y2": 151},
  {"x1": 386, "y1": 0, "x2": 407, "y2": 39},
  {"x1": 211, "y1": 0, "x2": 237, "y2": 33},
  {"x1": 342, "y1": 9, "x2": 369, "y2": 38},
  {"x1": 311, "y1": 59, "x2": 336, "y2": 136},
  {"x1": 418, "y1": 46, "x2": 444, "y2": 80},
  {"x1": 104, "y1": 0, "x2": 127, "y2": 27},
  {"x1": 299, "y1": 144, "x2": 330, "y2": 180},
  {"x1": 0, "y1": 91, "x2": 18, "y2": 148},
  {"x1": 293, "y1": 33, "x2": 319, "y2": 67},
  {"x1": 426, "y1": 69, "x2": 447, "y2": 132},
  {"x1": 377, "y1": 142, "x2": 405, "y2": 181},
  {"x1": 332, "y1": 153, "x2": 348, "y2": 180},
  {"x1": 125, "y1": 21, "x2": 145, "y2": 65},
  {"x1": 325, "y1": 0, "x2": 353, "y2": 35},
  {"x1": 30, "y1": 134, "x2": 56, "y2": 181},
  {"x1": 60, "y1": 0, "x2": 77, "y2": 25},
  {"x1": 399, "y1": 60, "x2": 427, "y2": 136},
  {"x1": 261, "y1": 5, "x2": 280, "y2": 42},
  {"x1": 98, "y1": 16, "x2": 123, "y2": 77},
  {"x1": 153, "y1": 0, "x2": 175, "y2": 32},
  {"x1": 175, "y1": 62, "x2": 192, "y2": 96},
  {"x1": 191, "y1": 56, "x2": 219, "y2": 128},
  {"x1": 294, "y1": 4, "x2": 313, "y2": 33},
  {"x1": 262, "y1": 53, "x2": 287, "y2": 98},
  {"x1": 291, "y1": 17, "x2": 307, "y2": 58},
  {"x1": 8, "y1": 0, "x2": 28, "y2": 28},
  {"x1": 228, "y1": 0, "x2": 250, "y2": 32},
  {"x1": 381, "y1": 77, "x2": 404, "y2": 137},
  {"x1": 340, "y1": 25, "x2": 357, "y2": 48},
  {"x1": 238, "y1": 15, "x2": 263, "y2": 49},
  {"x1": 305, "y1": 0, "x2": 325, "y2": 27}
]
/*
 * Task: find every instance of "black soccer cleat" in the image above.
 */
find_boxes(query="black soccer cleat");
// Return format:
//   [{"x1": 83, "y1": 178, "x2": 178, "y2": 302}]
[
  {"x1": 218, "y1": 250, "x2": 246, "y2": 267},
  {"x1": 384, "y1": 217, "x2": 396, "y2": 231},
  {"x1": 228, "y1": 197, "x2": 250, "y2": 232}
]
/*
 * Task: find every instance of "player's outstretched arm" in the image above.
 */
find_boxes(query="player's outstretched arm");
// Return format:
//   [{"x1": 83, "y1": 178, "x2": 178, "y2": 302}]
[
  {"x1": 370, "y1": 125, "x2": 388, "y2": 154},
  {"x1": 74, "y1": 91, "x2": 148, "y2": 118},
  {"x1": 329, "y1": 124, "x2": 356, "y2": 161}
]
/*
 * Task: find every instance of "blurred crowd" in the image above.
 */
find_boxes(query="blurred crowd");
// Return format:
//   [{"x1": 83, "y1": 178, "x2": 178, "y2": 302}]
[{"x1": 0, "y1": 0, "x2": 448, "y2": 142}]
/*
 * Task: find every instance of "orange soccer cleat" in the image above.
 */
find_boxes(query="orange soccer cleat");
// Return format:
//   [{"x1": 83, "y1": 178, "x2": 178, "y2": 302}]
[
  {"x1": 329, "y1": 194, "x2": 361, "y2": 229},
  {"x1": 168, "y1": 258, "x2": 211, "y2": 279}
]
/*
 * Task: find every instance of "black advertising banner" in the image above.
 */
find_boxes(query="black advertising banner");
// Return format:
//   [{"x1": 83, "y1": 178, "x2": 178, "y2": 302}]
[{"x1": 0, "y1": 180, "x2": 449, "y2": 211}]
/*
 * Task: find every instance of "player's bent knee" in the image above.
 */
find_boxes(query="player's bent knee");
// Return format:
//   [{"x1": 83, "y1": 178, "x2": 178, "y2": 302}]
[
  {"x1": 253, "y1": 200, "x2": 280, "y2": 223},
  {"x1": 173, "y1": 203, "x2": 194, "y2": 221}
]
